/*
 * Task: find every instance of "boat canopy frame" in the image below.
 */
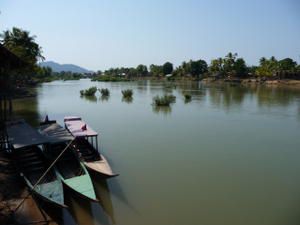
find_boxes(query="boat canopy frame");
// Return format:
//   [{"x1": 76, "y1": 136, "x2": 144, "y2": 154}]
[{"x1": 64, "y1": 116, "x2": 100, "y2": 153}]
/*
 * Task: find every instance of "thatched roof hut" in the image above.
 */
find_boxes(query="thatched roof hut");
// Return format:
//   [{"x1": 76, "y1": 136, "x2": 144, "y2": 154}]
[
  {"x1": 0, "y1": 44, "x2": 27, "y2": 71},
  {"x1": 0, "y1": 44, "x2": 28, "y2": 90}
]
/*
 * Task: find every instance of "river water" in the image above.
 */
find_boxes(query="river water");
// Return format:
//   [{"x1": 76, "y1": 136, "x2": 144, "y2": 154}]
[{"x1": 12, "y1": 79, "x2": 300, "y2": 225}]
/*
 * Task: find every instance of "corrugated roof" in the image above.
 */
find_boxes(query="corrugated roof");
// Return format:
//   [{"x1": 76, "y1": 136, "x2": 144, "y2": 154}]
[
  {"x1": 6, "y1": 119, "x2": 49, "y2": 149},
  {"x1": 39, "y1": 122, "x2": 74, "y2": 144}
]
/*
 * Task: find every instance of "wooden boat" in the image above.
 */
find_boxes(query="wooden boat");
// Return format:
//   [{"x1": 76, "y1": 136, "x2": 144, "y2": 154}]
[
  {"x1": 64, "y1": 116, "x2": 118, "y2": 178},
  {"x1": 6, "y1": 120, "x2": 66, "y2": 208},
  {"x1": 39, "y1": 122, "x2": 98, "y2": 202}
]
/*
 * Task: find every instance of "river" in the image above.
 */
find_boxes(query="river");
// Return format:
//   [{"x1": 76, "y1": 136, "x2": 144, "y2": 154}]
[{"x1": 12, "y1": 79, "x2": 300, "y2": 225}]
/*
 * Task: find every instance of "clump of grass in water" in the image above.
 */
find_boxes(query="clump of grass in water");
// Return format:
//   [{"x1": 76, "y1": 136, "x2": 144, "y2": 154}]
[
  {"x1": 122, "y1": 89, "x2": 133, "y2": 98},
  {"x1": 100, "y1": 88, "x2": 110, "y2": 96},
  {"x1": 153, "y1": 94, "x2": 176, "y2": 106},
  {"x1": 80, "y1": 86, "x2": 97, "y2": 96}
]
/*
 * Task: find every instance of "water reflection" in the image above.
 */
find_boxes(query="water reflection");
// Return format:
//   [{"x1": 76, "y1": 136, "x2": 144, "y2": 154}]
[
  {"x1": 100, "y1": 96, "x2": 110, "y2": 102},
  {"x1": 122, "y1": 97, "x2": 133, "y2": 104},
  {"x1": 12, "y1": 96, "x2": 40, "y2": 126},
  {"x1": 152, "y1": 105, "x2": 172, "y2": 115},
  {"x1": 64, "y1": 191, "x2": 97, "y2": 225},
  {"x1": 81, "y1": 95, "x2": 98, "y2": 103},
  {"x1": 184, "y1": 98, "x2": 192, "y2": 104},
  {"x1": 207, "y1": 84, "x2": 248, "y2": 110}
]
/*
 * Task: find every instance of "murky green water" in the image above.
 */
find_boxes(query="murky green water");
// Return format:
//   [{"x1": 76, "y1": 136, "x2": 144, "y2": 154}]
[{"x1": 13, "y1": 79, "x2": 300, "y2": 225}]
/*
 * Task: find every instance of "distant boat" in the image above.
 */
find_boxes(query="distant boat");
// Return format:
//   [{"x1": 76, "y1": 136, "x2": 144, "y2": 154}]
[
  {"x1": 39, "y1": 122, "x2": 98, "y2": 202},
  {"x1": 64, "y1": 116, "x2": 118, "y2": 178},
  {"x1": 6, "y1": 120, "x2": 66, "y2": 208}
]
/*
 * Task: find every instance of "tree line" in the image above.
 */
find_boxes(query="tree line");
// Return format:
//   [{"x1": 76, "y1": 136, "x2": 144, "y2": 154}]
[
  {"x1": 1, "y1": 27, "x2": 300, "y2": 85},
  {"x1": 96, "y1": 53, "x2": 300, "y2": 80}
]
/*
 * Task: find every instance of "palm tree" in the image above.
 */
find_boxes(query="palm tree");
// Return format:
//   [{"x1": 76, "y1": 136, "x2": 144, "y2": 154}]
[{"x1": 0, "y1": 27, "x2": 44, "y2": 64}]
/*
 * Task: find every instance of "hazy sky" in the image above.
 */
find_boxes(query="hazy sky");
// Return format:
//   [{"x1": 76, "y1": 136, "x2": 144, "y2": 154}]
[{"x1": 1, "y1": 0, "x2": 300, "y2": 70}]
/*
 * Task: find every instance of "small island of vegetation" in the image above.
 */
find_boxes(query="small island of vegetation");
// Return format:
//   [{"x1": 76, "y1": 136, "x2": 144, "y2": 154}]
[
  {"x1": 99, "y1": 88, "x2": 110, "y2": 96},
  {"x1": 153, "y1": 94, "x2": 176, "y2": 106},
  {"x1": 122, "y1": 89, "x2": 133, "y2": 98},
  {"x1": 80, "y1": 86, "x2": 97, "y2": 96}
]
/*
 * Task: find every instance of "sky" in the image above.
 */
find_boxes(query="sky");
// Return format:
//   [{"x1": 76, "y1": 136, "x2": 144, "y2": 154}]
[{"x1": 1, "y1": 0, "x2": 300, "y2": 71}]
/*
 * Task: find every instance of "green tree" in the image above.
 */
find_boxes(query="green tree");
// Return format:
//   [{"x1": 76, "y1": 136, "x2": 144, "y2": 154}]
[
  {"x1": 209, "y1": 58, "x2": 224, "y2": 75},
  {"x1": 189, "y1": 59, "x2": 208, "y2": 78},
  {"x1": 278, "y1": 58, "x2": 297, "y2": 71},
  {"x1": 233, "y1": 58, "x2": 247, "y2": 77},
  {"x1": 150, "y1": 64, "x2": 163, "y2": 77},
  {"x1": 0, "y1": 27, "x2": 44, "y2": 65},
  {"x1": 223, "y1": 52, "x2": 237, "y2": 75},
  {"x1": 136, "y1": 64, "x2": 148, "y2": 76},
  {"x1": 162, "y1": 62, "x2": 173, "y2": 75},
  {"x1": 255, "y1": 56, "x2": 278, "y2": 77}
]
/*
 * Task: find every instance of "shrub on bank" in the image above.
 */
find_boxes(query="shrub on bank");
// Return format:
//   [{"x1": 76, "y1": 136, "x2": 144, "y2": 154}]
[{"x1": 92, "y1": 75, "x2": 130, "y2": 82}]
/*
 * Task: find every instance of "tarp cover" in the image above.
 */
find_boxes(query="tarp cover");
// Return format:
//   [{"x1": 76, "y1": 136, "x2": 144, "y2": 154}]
[
  {"x1": 64, "y1": 116, "x2": 98, "y2": 137},
  {"x1": 39, "y1": 122, "x2": 74, "y2": 144},
  {"x1": 6, "y1": 119, "x2": 49, "y2": 149}
]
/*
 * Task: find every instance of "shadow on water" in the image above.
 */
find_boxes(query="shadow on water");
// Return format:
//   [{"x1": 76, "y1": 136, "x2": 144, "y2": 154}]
[
  {"x1": 100, "y1": 96, "x2": 110, "y2": 102},
  {"x1": 92, "y1": 177, "x2": 116, "y2": 224},
  {"x1": 64, "y1": 186, "x2": 112, "y2": 225},
  {"x1": 107, "y1": 178, "x2": 138, "y2": 214}
]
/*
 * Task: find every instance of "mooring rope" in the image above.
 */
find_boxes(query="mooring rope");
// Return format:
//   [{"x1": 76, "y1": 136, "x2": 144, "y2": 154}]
[{"x1": 13, "y1": 139, "x2": 75, "y2": 213}]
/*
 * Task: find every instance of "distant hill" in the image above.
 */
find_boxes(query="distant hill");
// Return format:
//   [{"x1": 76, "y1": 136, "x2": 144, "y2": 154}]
[{"x1": 39, "y1": 61, "x2": 93, "y2": 73}]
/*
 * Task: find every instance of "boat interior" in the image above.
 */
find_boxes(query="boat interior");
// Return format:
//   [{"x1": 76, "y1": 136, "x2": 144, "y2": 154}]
[
  {"x1": 14, "y1": 145, "x2": 56, "y2": 185},
  {"x1": 47, "y1": 143, "x2": 85, "y2": 179},
  {"x1": 72, "y1": 137, "x2": 101, "y2": 162}
]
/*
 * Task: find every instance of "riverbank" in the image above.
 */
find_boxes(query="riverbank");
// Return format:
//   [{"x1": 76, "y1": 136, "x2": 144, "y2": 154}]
[{"x1": 202, "y1": 78, "x2": 300, "y2": 88}]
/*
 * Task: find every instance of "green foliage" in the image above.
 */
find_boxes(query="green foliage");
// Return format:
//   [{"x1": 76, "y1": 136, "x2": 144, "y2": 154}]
[
  {"x1": 0, "y1": 27, "x2": 44, "y2": 65},
  {"x1": 255, "y1": 56, "x2": 278, "y2": 77},
  {"x1": 209, "y1": 58, "x2": 224, "y2": 75},
  {"x1": 34, "y1": 66, "x2": 53, "y2": 82},
  {"x1": 122, "y1": 89, "x2": 133, "y2": 98},
  {"x1": 95, "y1": 66, "x2": 147, "y2": 78},
  {"x1": 136, "y1": 64, "x2": 148, "y2": 76},
  {"x1": 80, "y1": 86, "x2": 97, "y2": 96},
  {"x1": 255, "y1": 57, "x2": 298, "y2": 78},
  {"x1": 153, "y1": 94, "x2": 176, "y2": 106},
  {"x1": 208, "y1": 53, "x2": 248, "y2": 77},
  {"x1": 162, "y1": 62, "x2": 173, "y2": 75},
  {"x1": 173, "y1": 59, "x2": 208, "y2": 78},
  {"x1": 91, "y1": 75, "x2": 130, "y2": 82},
  {"x1": 233, "y1": 58, "x2": 247, "y2": 77},
  {"x1": 100, "y1": 88, "x2": 110, "y2": 96},
  {"x1": 150, "y1": 64, "x2": 163, "y2": 77},
  {"x1": 278, "y1": 58, "x2": 297, "y2": 72}
]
